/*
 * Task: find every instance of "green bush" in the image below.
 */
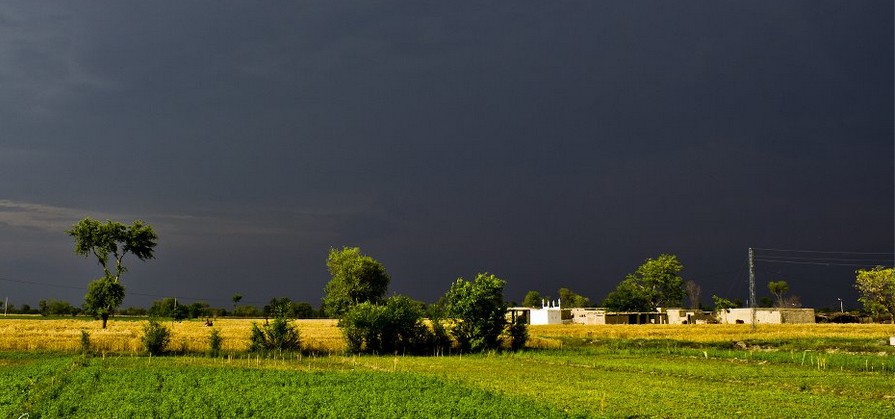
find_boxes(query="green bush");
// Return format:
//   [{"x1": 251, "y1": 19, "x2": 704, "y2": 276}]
[
  {"x1": 444, "y1": 273, "x2": 508, "y2": 352},
  {"x1": 208, "y1": 328, "x2": 223, "y2": 357},
  {"x1": 79, "y1": 330, "x2": 92, "y2": 355},
  {"x1": 340, "y1": 295, "x2": 436, "y2": 355},
  {"x1": 506, "y1": 315, "x2": 528, "y2": 351},
  {"x1": 248, "y1": 318, "x2": 301, "y2": 353},
  {"x1": 142, "y1": 319, "x2": 171, "y2": 356}
]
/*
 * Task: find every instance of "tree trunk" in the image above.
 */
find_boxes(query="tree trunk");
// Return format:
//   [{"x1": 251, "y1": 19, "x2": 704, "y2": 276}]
[{"x1": 101, "y1": 313, "x2": 109, "y2": 329}]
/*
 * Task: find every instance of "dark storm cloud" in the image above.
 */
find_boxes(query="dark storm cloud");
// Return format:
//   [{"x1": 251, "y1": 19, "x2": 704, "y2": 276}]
[{"x1": 0, "y1": 1, "x2": 891, "y2": 309}]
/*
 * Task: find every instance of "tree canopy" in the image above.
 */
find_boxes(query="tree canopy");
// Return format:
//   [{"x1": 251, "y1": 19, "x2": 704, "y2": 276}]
[
  {"x1": 603, "y1": 254, "x2": 686, "y2": 311},
  {"x1": 68, "y1": 218, "x2": 158, "y2": 328},
  {"x1": 522, "y1": 290, "x2": 542, "y2": 308},
  {"x1": 768, "y1": 280, "x2": 790, "y2": 308},
  {"x1": 558, "y1": 287, "x2": 590, "y2": 308},
  {"x1": 68, "y1": 218, "x2": 158, "y2": 282},
  {"x1": 854, "y1": 266, "x2": 895, "y2": 324},
  {"x1": 322, "y1": 247, "x2": 390, "y2": 317},
  {"x1": 444, "y1": 273, "x2": 508, "y2": 352}
]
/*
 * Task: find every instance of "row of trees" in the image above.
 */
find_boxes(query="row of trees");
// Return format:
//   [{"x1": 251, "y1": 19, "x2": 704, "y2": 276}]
[
  {"x1": 64, "y1": 218, "x2": 895, "y2": 334},
  {"x1": 324, "y1": 247, "x2": 524, "y2": 354}
]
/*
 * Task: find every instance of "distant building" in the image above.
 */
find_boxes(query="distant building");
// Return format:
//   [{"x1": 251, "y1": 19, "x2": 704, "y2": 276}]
[
  {"x1": 508, "y1": 299, "x2": 567, "y2": 325},
  {"x1": 516, "y1": 306, "x2": 815, "y2": 325},
  {"x1": 570, "y1": 308, "x2": 665, "y2": 325},
  {"x1": 716, "y1": 308, "x2": 815, "y2": 324}
]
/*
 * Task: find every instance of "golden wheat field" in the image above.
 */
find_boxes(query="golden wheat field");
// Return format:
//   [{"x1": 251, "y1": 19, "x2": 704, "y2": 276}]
[
  {"x1": 0, "y1": 317, "x2": 345, "y2": 353},
  {"x1": 528, "y1": 323, "x2": 895, "y2": 348},
  {"x1": 1, "y1": 317, "x2": 893, "y2": 354}
]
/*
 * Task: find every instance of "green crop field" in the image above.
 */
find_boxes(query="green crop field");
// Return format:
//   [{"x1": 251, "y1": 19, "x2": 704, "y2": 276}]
[{"x1": 1, "y1": 320, "x2": 895, "y2": 418}]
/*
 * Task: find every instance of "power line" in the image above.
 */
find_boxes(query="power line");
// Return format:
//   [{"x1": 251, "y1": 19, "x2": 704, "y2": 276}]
[
  {"x1": 751, "y1": 247, "x2": 894, "y2": 256},
  {"x1": 753, "y1": 258, "x2": 887, "y2": 268}
]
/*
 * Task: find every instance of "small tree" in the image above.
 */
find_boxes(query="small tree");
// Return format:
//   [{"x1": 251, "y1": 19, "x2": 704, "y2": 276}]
[
  {"x1": 854, "y1": 266, "x2": 895, "y2": 324},
  {"x1": 522, "y1": 291, "x2": 542, "y2": 308},
  {"x1": 768, "y1": 280, "x2": 789, "y2": 308},
  {"x1": 142, "y1": 319, "x2": 171, "y2": 356},
  {"x1": 264, "y1": 297, "x2": 295, "y2": 319},
  {"x1": 208, "y1": 328, "x2": 223, "y2": 357},
  {"x1": 68, "y1": 218, "x2": 158, "y2": 328},
  {"x1": 711, "y1": 295, "x2": 737, "y2": 310},
  {"x1": 557, "y1": 287, "x2": 590, "y2": 308},
  {"x1": 249, "y1": 318, "x2": 301, "y2": 353},
  {"x1": 322, "y1": 247, "x2": 390, "y2": 317},
  {"x1": 445, "y1": 273, "x2": 507, "y2": 353},
  {"x1": 505, "y1": 315, "x2": 528, "y2": 351}
]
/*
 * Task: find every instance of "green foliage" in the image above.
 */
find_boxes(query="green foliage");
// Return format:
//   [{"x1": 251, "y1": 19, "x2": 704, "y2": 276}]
[
  {"x1": 854, "y1": 266, "x2": 895, "y2": 323},
  {"x1": 207, "y1": 328, "x2": 223, "y2": 357},
  {"x1": 38, "y1": 299, "x2": 80, "y2": 316},
  {"x1": 557, "y1": 287, "x2": 590, "y2": 308},
  {"x1": 249, "y1": 318, "x2": 301, "y2": 353},
  {"x1": 68, "y1": 218, "x2": 157, "y2": 328},
  {"x1": 264, "y1": 297, "x2": 295, "y2": 319},
  {"x1": 522, "y1": 290, "x2": 542, "y2": 307},
  {"x1": 711, "y1": 295, "x2": 738, "y2": 310},
  {"x1": 79, "y1": 330, "x2": 92, "y2": 355},
  {"x1": 506, "y1": 315, "x2": 528, "y2": 351},
  {"x1": 340, "y1": 295, "x2": 436, "y2": 354},
  {"x1": 292, "y1": 301, "x2": 317, "y2": 318},
  {"x1": 322, "y1": 247, "x2": 390, "y2": 317},
  {"x1": 83, "y1": 277, "x2": 125, "y2": 328},
  {"x1": 603, "y1": 254, "x2": 686, "y2": 311},
  {"x1": 67, "y1": 218, "x2": 158, "y2": 281},
  {"x1": 768, "y1": 280, "x2": 790, "y2": 308},
  {"x1": 232, "y1": 304, "x2": 262, "y2": 317},
  {"x1": 445, "y1": 273, "x2": 508, "y2": 352},
  {"x1": 0, "y1": 356, "x2": 569, "y2": 418},
  {"x1": 141, "y1": 319, "x2": 171, "y2": 356},
  {"x1": 603, "y1": 278, "x2": 652, "y2": 311}
]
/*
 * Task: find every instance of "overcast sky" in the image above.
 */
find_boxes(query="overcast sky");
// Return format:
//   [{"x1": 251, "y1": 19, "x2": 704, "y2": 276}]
[{"x1": 1, "y1": 1, "x2": 892, "y2": 311}]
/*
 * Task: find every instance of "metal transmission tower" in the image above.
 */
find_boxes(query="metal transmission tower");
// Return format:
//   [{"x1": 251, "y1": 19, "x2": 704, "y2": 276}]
[{"x1": 748, "y1": 248, "x2": 756, "y2": 328}]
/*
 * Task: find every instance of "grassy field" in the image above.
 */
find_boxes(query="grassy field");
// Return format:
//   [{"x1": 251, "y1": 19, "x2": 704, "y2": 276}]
[{"x1": 1, "y1": 318, "x2": 894, "y2": 417}]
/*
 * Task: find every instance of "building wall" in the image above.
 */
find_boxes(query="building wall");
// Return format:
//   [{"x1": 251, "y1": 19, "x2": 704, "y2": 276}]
[
  {"x1": 717, "y1": 308, "x2": 815, "y2": 324},
  {"x1": 530, "y1": 308, "x2": 563, "y2": 325},
  {"x1": 665, "y1": 309, "x2": 714, "y2": 324},
  {"x1": 780, "y1": 308, "x2": 816, "y2": 323}
]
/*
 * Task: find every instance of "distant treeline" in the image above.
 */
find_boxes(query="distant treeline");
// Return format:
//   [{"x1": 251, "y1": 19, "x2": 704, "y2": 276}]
[{"x1": 0, "y1": 297, "x2": 323, "y2": 320}]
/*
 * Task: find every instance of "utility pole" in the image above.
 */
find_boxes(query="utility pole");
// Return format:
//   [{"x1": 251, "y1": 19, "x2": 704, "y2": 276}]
[
  {"x1": 749, "y1": 248, "x2": 756, "y2": 329},
  {"x1": 3, "y1": 297, "x2": 7, "y2": 316}
]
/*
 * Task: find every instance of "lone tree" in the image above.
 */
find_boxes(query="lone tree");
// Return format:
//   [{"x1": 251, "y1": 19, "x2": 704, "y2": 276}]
[
  {"x1": 322, "y1": 247, "x2": 390, "y2": 317},
  {"x1": 603, "y1": 254, "x2": 686, "y2": 311},
  {"x1": 854, "y1": 266, "x2": 895, "y2": 323},
  {"x1": 768, "y1": 280, "x2": 789, "y2": 308},
  {"x1": 67, "y1": 218, "x2": 158, "y2": 328}
]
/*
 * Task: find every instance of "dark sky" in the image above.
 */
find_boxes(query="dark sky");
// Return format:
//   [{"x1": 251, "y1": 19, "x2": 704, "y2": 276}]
[{"x1": 1, "y1": 1, "x2": 892, "y2": 311}]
